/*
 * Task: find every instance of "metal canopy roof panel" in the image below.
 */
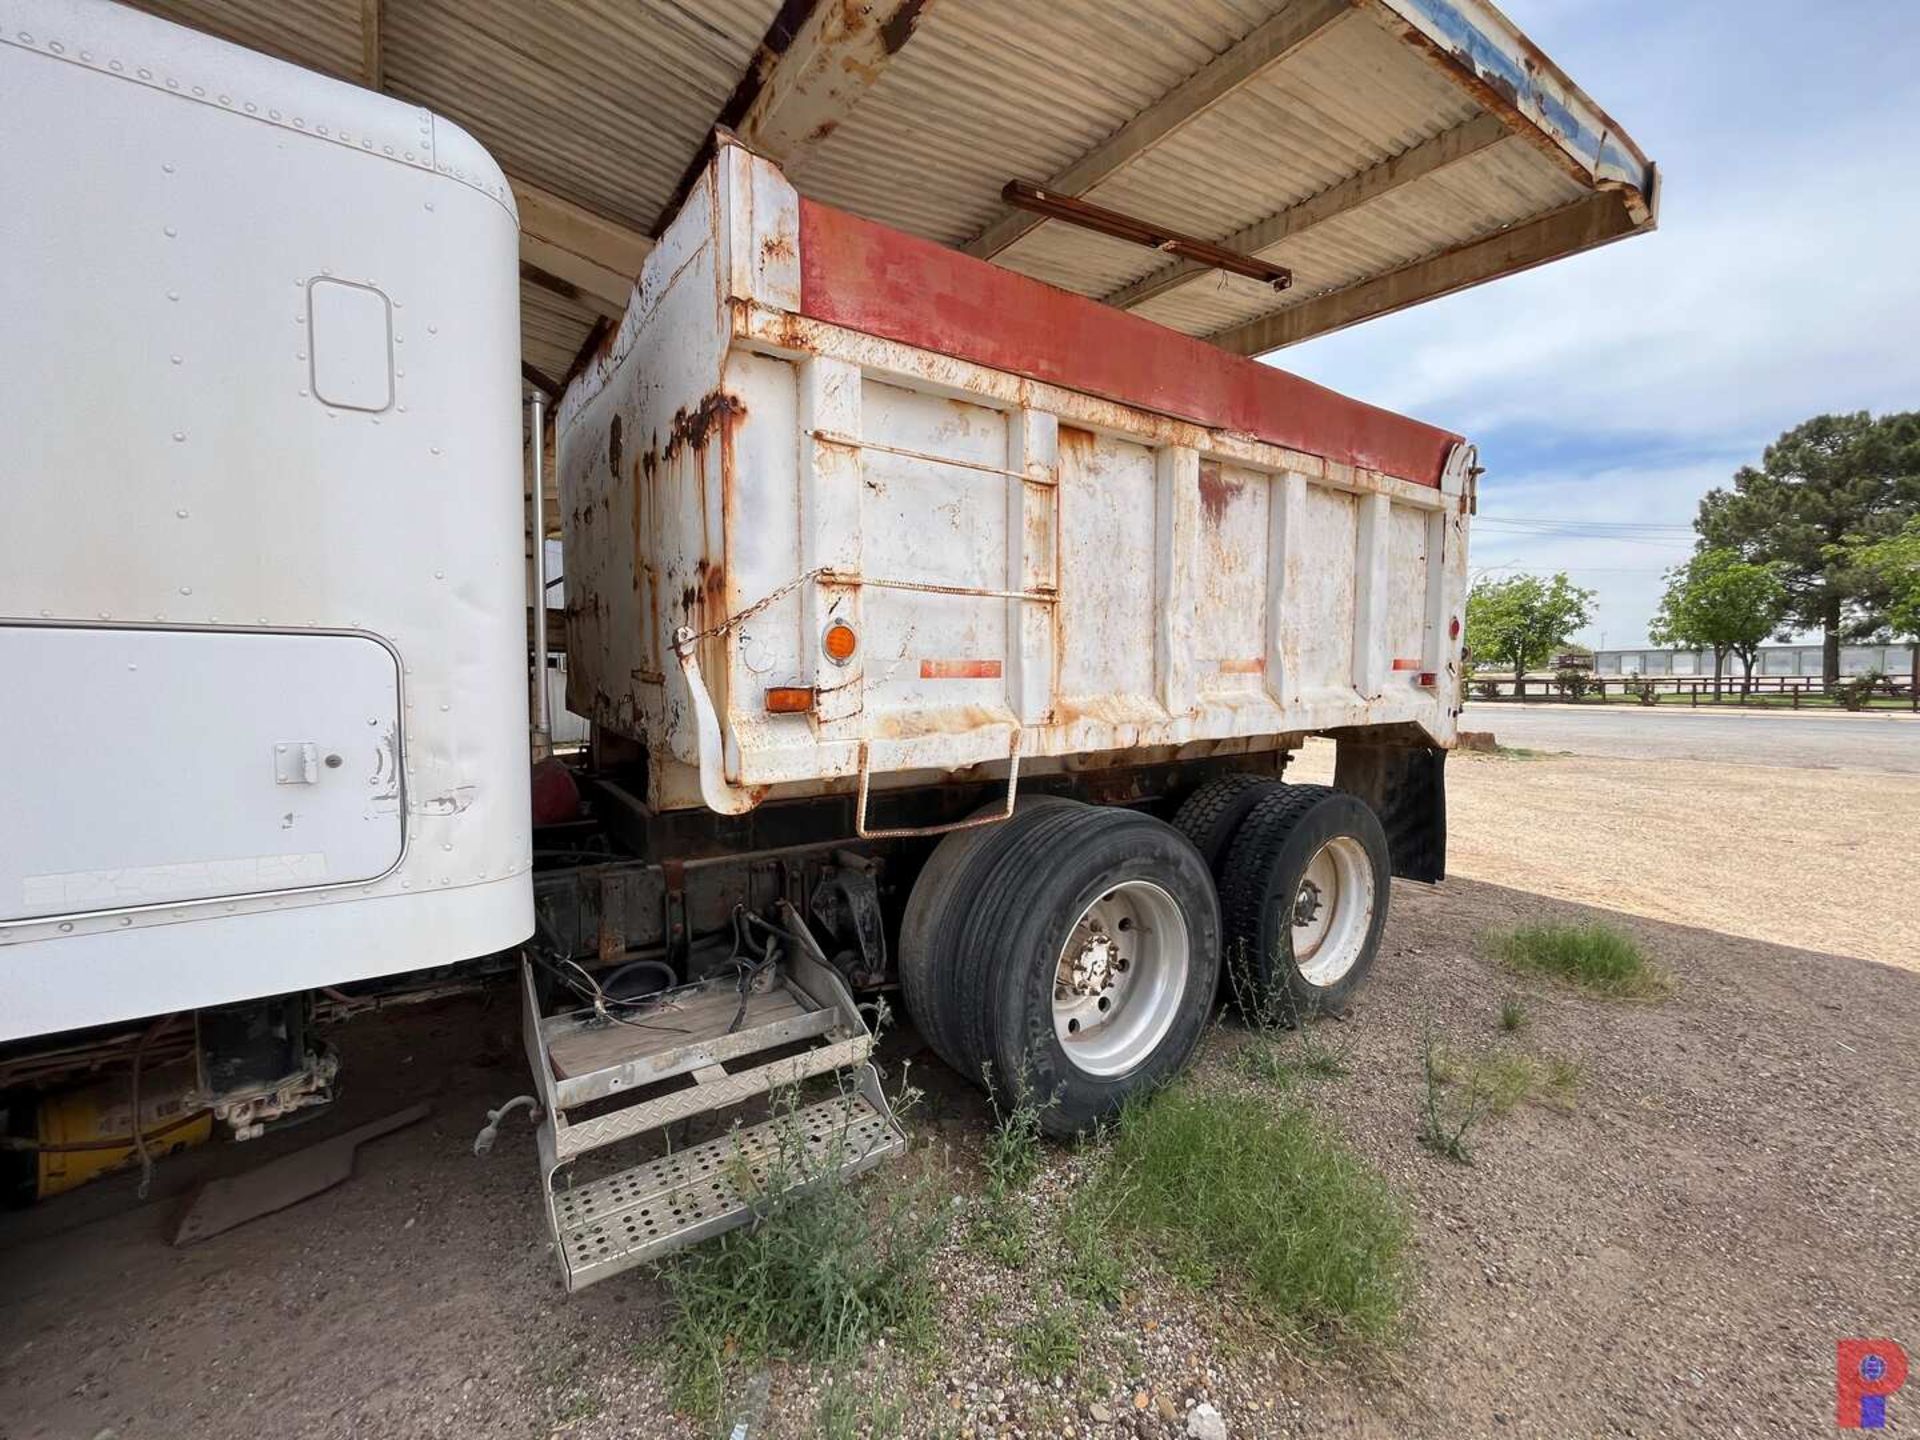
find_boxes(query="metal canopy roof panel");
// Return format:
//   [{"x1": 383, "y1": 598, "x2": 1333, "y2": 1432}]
[
  {"x1": 1076, "y1": 9, "x2": 1484, "y2": 240},
  {"x1": 789, "y1": 0, "x2": 1278, "y2": 246},
  {"x1": 381, "y1": 0, "x2": 783, "y2": 230},
  {"x1": 123, "y1": 0, "x2": 362, "y2": 81},
  {"x1": 521, "y1": 278, "x2": 604, "y2": 384},
  {"x1": 128, "y1": 0, "x2": 1655, "y2": 376}
]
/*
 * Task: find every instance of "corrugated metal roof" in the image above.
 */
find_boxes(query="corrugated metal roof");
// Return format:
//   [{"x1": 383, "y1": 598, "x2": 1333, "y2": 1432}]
[
  {"x1": 790, "y1": 0, "x2": 1276, "y2": 245},
  {"x1": 521, "y1": 278, "x2": 602, "y2": 385},
  {"x1": 382, "y1": 0, "x2": 781, "y2": 229},
  {"x1": 128, "y1": 0, "x2": 1656, "y2": 377},
  {"x1": 122, "y1": 0, "x2": 360, "y2": 81},
  {"x1": 986, "y1": 6, "x2": 1484, "y2": 305},
  {"x1": 1132, "y1": 135, "x2": 1588, "y2": 336}
]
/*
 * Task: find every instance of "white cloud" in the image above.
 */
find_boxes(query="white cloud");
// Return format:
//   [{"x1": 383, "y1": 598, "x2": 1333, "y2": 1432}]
[{"x1": 1270, "y1": 0, "x2": 1920, "y2": 645}]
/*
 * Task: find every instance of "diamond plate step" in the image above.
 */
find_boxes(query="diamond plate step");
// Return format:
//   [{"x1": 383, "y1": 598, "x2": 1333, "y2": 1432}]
[
  {"x1": 551, "y1": 1088, "x2": 905, "y2": 1290},
  {"x1": 552, "y1": 1032, "x2": 872, "y2": 1160}
]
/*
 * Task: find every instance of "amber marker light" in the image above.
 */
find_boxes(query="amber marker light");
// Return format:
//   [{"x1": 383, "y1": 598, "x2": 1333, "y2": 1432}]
[
  {"x1": 821, "y1": 620, "x2": 859, "y2": 665},
  {"x1": 764, "y1": 686, "x2": 815, "y2": 714}
]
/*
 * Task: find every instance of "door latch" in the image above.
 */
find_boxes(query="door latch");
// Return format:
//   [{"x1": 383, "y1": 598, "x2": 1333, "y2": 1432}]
[{"x1": 273, "y1": 741, "x2": 320, "y2": 785}]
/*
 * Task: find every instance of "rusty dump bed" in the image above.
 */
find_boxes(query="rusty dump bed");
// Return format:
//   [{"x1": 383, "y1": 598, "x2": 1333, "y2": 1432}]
[
  {"x1": 795, "y1": 200, "x2": 1463, "y2": 490},
  {"x1": 559, "y1": 144, "x2": 1472, "y2": 819}
]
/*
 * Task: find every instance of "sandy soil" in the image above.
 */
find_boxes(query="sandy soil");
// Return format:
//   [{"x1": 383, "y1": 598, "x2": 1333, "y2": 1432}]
[
  {"x1": 4, "y1": 876, "x2": 1916, "y2": 1440},
  {"x1": 1290, "y1": 741, "x2": 1920, "y2": 972}
]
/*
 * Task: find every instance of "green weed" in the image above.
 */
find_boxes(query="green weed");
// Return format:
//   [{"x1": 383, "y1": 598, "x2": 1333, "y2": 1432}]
[
  {"x1": 658, "y1": 1092, "x2": 949, "y2": 1423},
  {"x1": 1491, "y1": 922, "x2": 1670, "y2": 999},
  {"x1": 1090, "y1": 1085, "x2": 1407, "y2": 1346},
  {"x1": 1417, "y1": 1028, "x2": 1483, "y2": 1164},
  {"x1": 1428, "y1": 1044, "x2": 1581, "y2": 1119},
  {"x1": 968, "y1": 1063, "x2": 1049, "y2": 1266},
  {"x1": 981, "y1": 1062, "x2": 1047, "y2": 1193},
  {"x1": 1011, "y1": 1308, "x2": 1083, "y2": 1380},
  {"x1": 1224, "y1": 942, "x2": 1352, "y2": 1086},
  {"x1": 816, "y1": 1374, "x2": 909, "y2": 1440},
  {"x1": 1544, "y1": 1054, "x2": 1582, "y2": 1105},
  {"x1": 1055, "y1": 1180, "x2": 1128, "y2": 1309}
]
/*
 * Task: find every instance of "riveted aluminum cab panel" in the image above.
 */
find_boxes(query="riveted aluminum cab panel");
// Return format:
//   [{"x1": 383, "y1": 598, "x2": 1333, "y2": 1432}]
[
  {"x1": 0, "y1": 625, "x2": 408, "y2": 921},
  {"x1": 0, "y1": 3, "x2": 531, "y2": 1039}
]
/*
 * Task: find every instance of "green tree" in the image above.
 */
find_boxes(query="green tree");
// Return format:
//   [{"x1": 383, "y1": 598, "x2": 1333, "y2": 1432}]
[
  {"x1": 1842, "y1": 516, "x2": 1920, "y2": 689},
  {"x1": 1646, "y1": 548, "x2": 1788, "y2": 699},
  {"x1": 1465, "y1": 573, "x2": 1595, "y2": 699},
  {"x1": 1696, "y1": 412, "x2": 1920, "y2": 683}
]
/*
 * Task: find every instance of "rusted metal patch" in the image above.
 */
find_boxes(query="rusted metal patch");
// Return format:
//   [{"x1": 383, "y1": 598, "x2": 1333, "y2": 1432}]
[
  {"x1": 879, "y1": 0, "x2": 931, "y2": 54},
  {"x1": 664, "y1": 391, "x2": 747, "y2": 463},
  {"x1": 1197, "y1": 460, "x2": 1244, "y2": 527},
  {"x1": 1218, "y1": 658, "x2": 1266, "y2": 676}
]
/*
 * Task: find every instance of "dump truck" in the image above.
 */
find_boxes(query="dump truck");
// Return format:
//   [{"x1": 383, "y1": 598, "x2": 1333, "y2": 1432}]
[{"x1": 0, "y1": 0, "x2": 1654, "y2": 1290}]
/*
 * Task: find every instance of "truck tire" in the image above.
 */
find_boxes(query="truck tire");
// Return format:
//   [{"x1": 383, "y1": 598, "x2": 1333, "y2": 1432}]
[
  {"x1": 898, "y1": 796, "x2": 1079, "y2": 1077},
  {"x1": 1170, "y1": 772, "x2": 1283, "y2": 875},
  {"x1": 942, "y1": 805, "x2": 1221, "y2": 1137},
  {"x1": 1217, "y1": 785, "x2": 1389, "y2": 1019}
]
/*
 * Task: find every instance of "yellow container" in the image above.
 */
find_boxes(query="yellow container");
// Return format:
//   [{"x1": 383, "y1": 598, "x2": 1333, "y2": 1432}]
[{"x1": 36, "y1": 1059, "x2": 211, "y2": 1198}]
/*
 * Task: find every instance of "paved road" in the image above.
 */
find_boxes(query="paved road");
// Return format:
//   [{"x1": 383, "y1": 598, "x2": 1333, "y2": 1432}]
[{"x1": 1463, "y1": 702, "x2": 1920, "y2": 773}]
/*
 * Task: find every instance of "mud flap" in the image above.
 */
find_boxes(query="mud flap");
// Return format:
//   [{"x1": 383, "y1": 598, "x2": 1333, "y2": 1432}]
[{"x1": 1332, "y1": 741, "x2": 1446, "y2": 883}]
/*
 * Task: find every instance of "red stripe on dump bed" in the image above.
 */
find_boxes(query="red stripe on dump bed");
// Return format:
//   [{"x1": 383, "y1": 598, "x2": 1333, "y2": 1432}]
[
  {"x1": 796, "y1": 199, "x2": 1460, "y2": 487},
  {"x1": 921, "y1": 659, "x2": 1003, "y2": 679}
]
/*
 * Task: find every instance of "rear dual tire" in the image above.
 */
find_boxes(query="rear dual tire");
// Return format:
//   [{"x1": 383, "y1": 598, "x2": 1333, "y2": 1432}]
[
  {"x1": 1217, "y1": 785, "x2": 1391, "y2": 1019},
  {"x1": 1169, "y1": 772, "x2": 1284, "y2": 872},
  {"x1": 900, "y1": 800, "x2": 1219, "y2": 1137}
]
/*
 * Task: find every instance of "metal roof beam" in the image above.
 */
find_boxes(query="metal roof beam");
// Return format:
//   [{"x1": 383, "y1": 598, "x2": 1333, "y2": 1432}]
[
  {"x1": 654, "y1": 0, "x2": 935, "y2": 235},
  {"x1": 359, "y1": 0, "x2": 383, "y2": 90},
  {"x1": 963, "y1": 0, "x2": 1352, "y2": 262},
  {"x1": 1206, "y1": 186, "x2": 1644, "y2": 356},
  {"x1": 1106, "y1": 112, "x2": 1510, "y2": 312},
  {"x1": 511, "y1": 179, "x2": 652, "y2": 320},
  {"x1": 737, "y1": 0, "x2": 938, "y2": 170}
]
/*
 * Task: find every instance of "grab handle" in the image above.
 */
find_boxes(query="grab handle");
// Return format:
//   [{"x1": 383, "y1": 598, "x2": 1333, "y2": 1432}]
[{"x1": 853, "y1": 731, "x2": 1021, "y2": 839}]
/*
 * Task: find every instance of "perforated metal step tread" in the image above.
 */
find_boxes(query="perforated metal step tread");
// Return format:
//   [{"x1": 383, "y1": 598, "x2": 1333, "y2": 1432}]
[{"x1": 552, "y1": 1090, "x2": 904, "y2": 1289}]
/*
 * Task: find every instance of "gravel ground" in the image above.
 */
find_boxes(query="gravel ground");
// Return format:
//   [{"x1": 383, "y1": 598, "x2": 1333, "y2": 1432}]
[
  {"x1": 4, "y1": 875, "x2": 1916, "y2": 1440},
  {"x1": 1289, "y1": 741, "x2": 1920, "y2": 972}
]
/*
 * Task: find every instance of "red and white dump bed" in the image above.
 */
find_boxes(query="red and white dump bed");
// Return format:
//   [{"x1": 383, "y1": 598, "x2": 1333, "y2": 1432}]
[{"x1": 559, "y1": 144, "x2": 1473, "y2": 819}]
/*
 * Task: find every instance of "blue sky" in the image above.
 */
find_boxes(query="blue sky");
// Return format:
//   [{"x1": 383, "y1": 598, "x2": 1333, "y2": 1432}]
[{"x1": 1278, "y1": 0, "x2": 1920, "y2": 649}]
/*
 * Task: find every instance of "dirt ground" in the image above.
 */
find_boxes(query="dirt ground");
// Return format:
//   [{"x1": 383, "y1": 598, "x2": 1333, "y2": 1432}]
[
  {"x1": 4, "y1": 873, "x2": 1916, "y2": 1440},
  {"x1": 1289, "y1": 738, "x2": 1920, "y2": 972}
]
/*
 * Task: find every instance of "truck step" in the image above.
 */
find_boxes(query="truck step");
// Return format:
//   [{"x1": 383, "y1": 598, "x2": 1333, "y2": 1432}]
[
  {"x1": 552, "y1": 1085, "x2": 904, "y2": 1290},
  {"x1": 511, "y1": 914, "x2": 907, "y2": 1291},
  {"x1": 550, "y1": 1032, "x2": 874, "y2": 1161}
]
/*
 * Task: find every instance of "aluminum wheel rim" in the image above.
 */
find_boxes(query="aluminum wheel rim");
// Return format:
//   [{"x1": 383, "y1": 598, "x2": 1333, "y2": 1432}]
[
  {"x1": 1051, "y1": 880, "x2": 1190, "y2": 1077},
  {"x1": 1290, "y1": 836, "x2": 1376, "y2": 987}
]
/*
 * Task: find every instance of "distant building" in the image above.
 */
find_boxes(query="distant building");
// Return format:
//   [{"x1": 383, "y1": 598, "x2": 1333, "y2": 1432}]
[{"x1": 1591, "y1": 644, "x2": 1915, "y2": 679}]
